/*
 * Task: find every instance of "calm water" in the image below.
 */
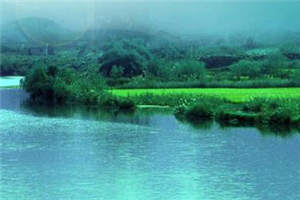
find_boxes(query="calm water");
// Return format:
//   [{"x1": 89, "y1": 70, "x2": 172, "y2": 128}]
[
  {"x1": 0, "y1": 89, "x2": 300, "y2": 200},
  {"x1": 0, "y1": 76, "x2": 23, "y2": 87}
]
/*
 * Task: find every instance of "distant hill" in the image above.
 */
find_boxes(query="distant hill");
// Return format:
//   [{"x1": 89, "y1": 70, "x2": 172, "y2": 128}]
[
  {"x1": 1, "y1": 17, "x2": 77, "y2": 46},
  {"x1": 80, "y1": 28, "x2": 182, "y2": 46}
]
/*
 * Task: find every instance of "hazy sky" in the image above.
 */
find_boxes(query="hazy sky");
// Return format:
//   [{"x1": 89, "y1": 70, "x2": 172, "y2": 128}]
[{"x1": 1, "y1": 0, "x2": 300, "y2": 37}]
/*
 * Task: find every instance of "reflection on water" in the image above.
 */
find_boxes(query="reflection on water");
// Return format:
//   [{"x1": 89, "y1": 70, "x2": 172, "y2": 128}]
[{"x1": 1, "y1": 89, "x2": 300, "y2": 200}]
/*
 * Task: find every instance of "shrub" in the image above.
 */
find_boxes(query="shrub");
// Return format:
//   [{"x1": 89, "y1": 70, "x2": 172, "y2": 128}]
[
  {"x1": 173, "y1": 59, "x2": 207, "y2": 81},
  {"x1": 261, "y1": 53, "x2": 290, "y2": 76},
  {"x1": 0, "y1": 54, "x2": 38, "y2": 76},
  {"x1": 100, "y1": 96, "x2": 136, "y2": 110},
  {"x1": 174, "y1": 105, "x2": 188, "y2": 116},
  {"x1": 99, "y1": 39, "x2": 152, "y2": 77},
  {"x1": 243, "y1": 98, "x2": 268, "y2": 112},
  {"x1": 110, "y1": 65, "x2": 124, "y2": 78},
  {"x1": 230, "y1": 60, "x2": 262, "y2": 79},
  {"x1": 22, "y1": 65, "x2": 106, "y2": 105},
  {"x1": 184, "y1": 103, "x2": 214, "y2": 120},
  {"x1": 258, "y1": 102, "x2": 300, "y2": 125},
  {"x1": 146, "y1": 58, "x2": 172, "y2": 79},
  {"x1": 117, "y1": 99, "x2": 136, "y2": 110},
  {"x1": 291, "y1": 70, "x2": 300, "y2": 84}
]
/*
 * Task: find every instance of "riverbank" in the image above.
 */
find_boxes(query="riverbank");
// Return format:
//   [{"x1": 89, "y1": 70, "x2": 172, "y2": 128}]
[
  {"x1": 2, "y1": 87, "x2": 300, "y2": 131},
  {"x1": 111, "y1": 88, "x2": 300, "y2": 128}
]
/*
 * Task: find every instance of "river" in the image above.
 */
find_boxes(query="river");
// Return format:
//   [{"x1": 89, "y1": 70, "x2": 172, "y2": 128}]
[{"x1": 0, "y1": 89, "x2": 299, "y2": 200}]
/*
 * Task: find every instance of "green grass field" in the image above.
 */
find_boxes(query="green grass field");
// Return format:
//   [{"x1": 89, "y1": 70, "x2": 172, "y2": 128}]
[{"x1": 112, "y1": 88, "x2": 300, "y2": 103}]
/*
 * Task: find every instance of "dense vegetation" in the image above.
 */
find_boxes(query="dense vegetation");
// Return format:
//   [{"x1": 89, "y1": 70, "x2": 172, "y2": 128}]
[
  {"x1": 175, "y1": 97, "x2": 300, "y2": 129},
  {"x1": 21, "y1": 65, "x2": 135, "y2": 110},
  {"x1": 22, "y1": 65, "x2": 105, "y2": 104},
  {"x1": 2, "y1": 23, "x2": 300, "y2": 128},
  {"x1": 2, "y1": 37, "x2": 300, "y2": 88}
]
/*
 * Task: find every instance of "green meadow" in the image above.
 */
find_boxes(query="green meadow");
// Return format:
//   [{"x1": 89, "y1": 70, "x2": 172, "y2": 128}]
[{"x1": 111, "y1": 88, "x2": 300, "y2": 103}]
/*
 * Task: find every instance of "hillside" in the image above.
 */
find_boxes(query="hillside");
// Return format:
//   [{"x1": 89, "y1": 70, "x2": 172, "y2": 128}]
[{"x1": 1, "y1": 17, "x2": 76, "y2": 46}]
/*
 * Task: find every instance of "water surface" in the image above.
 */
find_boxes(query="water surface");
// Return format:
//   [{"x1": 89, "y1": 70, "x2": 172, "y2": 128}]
[
  {"x1": 0, "y1": 89, "x2": 299, "y2": 200},
  {"x1": 0, "y1": 76, "x2": 23, "y2": 87}
]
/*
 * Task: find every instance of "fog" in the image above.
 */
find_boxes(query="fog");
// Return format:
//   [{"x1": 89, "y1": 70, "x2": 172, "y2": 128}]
[{"x1": 1, "y1": 0, "x2": 300, "y2": 42}]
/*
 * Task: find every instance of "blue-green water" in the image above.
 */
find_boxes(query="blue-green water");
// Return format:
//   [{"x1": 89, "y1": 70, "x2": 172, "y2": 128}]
[
  {"x1": 0, "y1": 76, "x2": 23, "y2": 87},
  {"x1": 0, "y1": 89, "x2": 300, "y2": 200}
]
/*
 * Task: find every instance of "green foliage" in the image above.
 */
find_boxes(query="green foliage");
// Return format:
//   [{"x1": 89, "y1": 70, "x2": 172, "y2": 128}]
[
  {"x1": 175, "y1": 97, "x2": 300, "y2": 126},
  {"x1": 230, "y1": 60, "x2": 262, "y2": 79},
  {"x1": 256, "y1": 99, "x2": 300, "y2": 125},
  {"x1": 0, "y1": 54, "x2": 36, "y2": 75},
  {"x1": 99, "y1": 39, "x2": 152, "y2": 77},
  {"x1": 291, "y1": 69, "x2": 300, "y2": 83},
  {"x1": 110, "y1": 65, "x2": 124, "y2": 78},
  {"x1": 261, "y1": 53, "x2": 291, "y2": 76},
  {"x1": 126, "y1": 93, "x2": 225, "y2": 108},
  {"x1": 146, "y1": 58, "x2": 172, "y2": 79},
  {"x1": 22, "y1": 65, "x2": 106, "y2": 105},
  {"x1": 280, "y1": 44, "x2": 300, "y2": 59},
  {"x1": 243, "y1": 98, "x2": 270, "y2": 112},
  {"x1": 101, "y1": 96, "x2": 136, "y2": 110},
  {"x1": 173, "y1": 59, "x2": 207, "y2": 81},
  {"x1": 183, "y1": 103, "x2": 214, "y2": 120},
  {"x1": 150, "y1": 42, "x2": 199, "y2": 60}
]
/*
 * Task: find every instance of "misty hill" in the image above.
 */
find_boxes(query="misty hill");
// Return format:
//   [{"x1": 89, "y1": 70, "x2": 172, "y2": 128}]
[
  {"x1": 81, "y1": 28, "x2": 181, "y2": 44},
  {"x1": 1, "y1": 17, "x2": 76, "y2": 46}
]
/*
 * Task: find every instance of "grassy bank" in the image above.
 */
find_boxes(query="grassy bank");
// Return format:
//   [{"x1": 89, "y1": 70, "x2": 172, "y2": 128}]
[
  {"x1": 110, "y1": 88, "x2": 300, "y2": 128},
  {"x1": 112, "y1": 88, "x2": 300, "y2": 103}
]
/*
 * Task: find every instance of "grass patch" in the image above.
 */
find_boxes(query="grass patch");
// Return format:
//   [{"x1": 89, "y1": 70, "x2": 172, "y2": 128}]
[
  {"x1": 0, "y1": 85, "x2": 20, "y2": 89},
  {"x1": 112, "y1": 88, "x2": 300, "y2": 103}
]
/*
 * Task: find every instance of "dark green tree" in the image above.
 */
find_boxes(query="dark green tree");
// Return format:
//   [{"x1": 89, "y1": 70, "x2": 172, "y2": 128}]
[{"x1": 99, "y1": 39, "x2": 152, "y2": 77}]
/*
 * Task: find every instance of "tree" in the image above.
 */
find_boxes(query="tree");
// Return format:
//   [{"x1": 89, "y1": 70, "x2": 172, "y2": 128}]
[
  {"x1": 99, "y1": 39, "x2": 152, "y2": 78},
  {"x1": 22, "y1": 65, "x2": 106, "y2": 105},
  {"x1": 173, "y1": 59, "x2": 207, "y2": 81},
  {"x1": 261, "y1": 53, "x2": 289, "y2": 76},
  {"x1": 110, "y1": 65, "x2": 124, "y2": 78},
  {"x1": 230, "y1": 60, "x2": 262, "y2": 79},
  {"x1": 146, "y1": 58, "x2": 172, "y2": 79}
]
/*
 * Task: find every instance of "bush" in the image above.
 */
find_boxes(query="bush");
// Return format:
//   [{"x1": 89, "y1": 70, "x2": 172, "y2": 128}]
[
  {"x1": 99, "y1": 39, "x2": 152, "y2": 77},
  {"x1": 173, "y1": 96, "x2": 300, "y2": 127},
  {"x1": 261, "y1": 53, "x2": 290, "y2": 76},
  {"x1": 22, "y1": 65, "x2": 107, "y2": 105},
  {"x1": 173, "y1": 59, "x2": 207, "y2": 81},
  {"x1": 184, "y1": 103, "x2": 214, "y2": 120},
  {"x1": 117, "y1": 99, "x2": 136, "y2": 110},
  {"x1": 100, "y1": 96, "x2": 136, "y2": 110},
  {"x1": 258, "y1": 101, "x2": 300, "y2": 125},
  {"x1": 291, "y1": 70, "x2": 300, "y2": 84},
  {"x1": 0, "y1": 54, "x2": 36, "y2": 75},
  {"x1": 146, "y1": 58, "x2": 172, "y2": 79},
  {"x1": 230, "y1": 60, "x2": 262, "y2": 79},
  {"x1": 243, "y1": 98, "x2": 269, "y2": 112}
]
